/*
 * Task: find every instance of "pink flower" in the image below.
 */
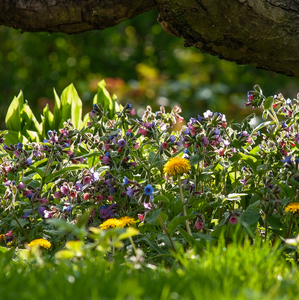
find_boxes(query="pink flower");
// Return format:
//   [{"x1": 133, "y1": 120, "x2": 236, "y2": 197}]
[
  {"x1": 97, "y1": 194, "x2": 104, "y2": 202},
  {"x1": 229, "y1": 216, "x2": 238, "y2": 225},
  {"x1": 40, "y1": 198, "x2": 47, "y2": 205},
  {"x1": 134, "y1": 143, "x2": 140, "y2": 150},
  {"x1": 84, "y1": 176, "x2": 92, "y2": 185},
  {"x1": 107, "y1": 196, "x2": 113, "y2": 202},
  {"x1": 195, "y1": 222, "x2": 203, "y2": 230},
  {"x1": 5, "y1": 230, "x2": 13, "y2": 237},
  {"x1": 162, "y1": 142, "x2": 168, "y2": 149},
  {"x1": 70, "y1": 191, "x2": 77, "y2": 199},
  {"x1": 138, "y1": 214, "x2": 144, "y2": 222},
  {"x1": 130, "y1": 108, "x2": 136, "y2": 116},
  {"x1": 84, "y1": 193, "x2": 90, "y2": 200},
  {"x1": 137, "y1": 127, "x2": 147, "y2": 136},
  {"x1": 54, "y1": 191, "x2": 62, "y2": 199}
]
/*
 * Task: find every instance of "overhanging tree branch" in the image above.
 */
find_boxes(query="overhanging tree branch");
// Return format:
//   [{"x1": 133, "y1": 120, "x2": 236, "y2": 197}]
[
  {"x1": 1, "y1": 0, "x2": 299, "y2": 77},
  {"x1": 0, "y1": 0, "x2": 156, "y2": 33}
]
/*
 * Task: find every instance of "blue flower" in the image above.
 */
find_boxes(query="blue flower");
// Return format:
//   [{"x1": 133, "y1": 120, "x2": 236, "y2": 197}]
[
  {"x1": 105, "y1": 152, "x2": 110, "y2": 157},
  {"x1": 25, "y1": 158, "x2": 32, "y2": 166},
  {"x1": 286, "y1": 98, "x2": 292, "y2": 105},
  {"x1": 127, "y1": 103, "x2": 132, "y2": 109},
  {"x1": 282, "y1": 121, "x2": 287, "y2": 128},
  {"x1": 17, "y1": 142, "x2": 23, "y2": 149},
  {"x1": 122, "y1": 176, "x2": 129, "y2": 185},
  {"x1": 282, "y1": 155, "x2": 292, "y2": 164},
  {"x1": 168, "y1": 135, "x2": 176, "y2": 143},
  {"x1": 214, "y1": 128, "x2": 221, "y2": 136},
  {"x1": 144, "y1": 184, "x2": 154, "y2": 196},
  {"x1": 197, "y1": 115, "x2": 203, "y2": 122},
  {"x1": 184, "y1": 128, "x2": 191, "y2": 135}
]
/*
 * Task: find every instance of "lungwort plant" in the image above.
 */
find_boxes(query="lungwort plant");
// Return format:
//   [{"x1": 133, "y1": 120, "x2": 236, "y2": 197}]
[{"x1": 1, "y1": 83, "x2": 299, "y2": 263}]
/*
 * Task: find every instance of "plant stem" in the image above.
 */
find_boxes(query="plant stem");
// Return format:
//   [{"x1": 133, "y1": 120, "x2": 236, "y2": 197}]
[
  {"x1": 264, "y1": 213, "x2": 268, "y2": 242},
  {"x1": 178, "y1": 176, "x2": 192, "y2": 236},
  {"x1": 13, "y1": 214, "x2": 30, "y2": 243},
  {"x1": 129, "y1": 236, "x2": 138, "y2": 256}
]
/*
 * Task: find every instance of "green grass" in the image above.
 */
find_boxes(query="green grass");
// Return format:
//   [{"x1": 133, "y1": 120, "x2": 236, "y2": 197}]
[{"x1": 1, "y1": 240, "x2": 298, "y2": 300}]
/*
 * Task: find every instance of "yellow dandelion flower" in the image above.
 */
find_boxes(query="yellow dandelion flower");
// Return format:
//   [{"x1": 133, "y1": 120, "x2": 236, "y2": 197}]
[
  {"x1": 285, "y1": 202, "x2": 299, "y2": 213},
  {"x1": 164, "y1": 156, "x2": 191, "y2": 177},
  {"x1": 28, "y1": 238, "x2": 51, "y2": 249},
  {"x1": 119, "y1": 216, "x2": 136, "y2": 227},
  {"x1": 100, "y1": 217, "x2": 136, "y2": 230},
  {"x1": 100, "y1": 218, "x2": 123, "y2": 229}
]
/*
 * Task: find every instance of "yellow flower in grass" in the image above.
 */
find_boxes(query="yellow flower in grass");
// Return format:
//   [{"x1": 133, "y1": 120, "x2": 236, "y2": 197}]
[
  {"x1": 28, "y1": 238, "x2": 51, "y2": 249},
  {"x1": 100, "y1": 216, "x2": 136, "y2": 230},
  {"x1": 285, "y1": 202, "x2": 299, "y2": 213},
  {"x1": 164, "y1": 156, "x2": 191, "y2": 177}
]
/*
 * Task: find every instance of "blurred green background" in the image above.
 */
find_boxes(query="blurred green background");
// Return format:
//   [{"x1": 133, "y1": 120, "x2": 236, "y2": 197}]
[{"x1": 1, "y1": 10, "x2": 299, "y2": 130}]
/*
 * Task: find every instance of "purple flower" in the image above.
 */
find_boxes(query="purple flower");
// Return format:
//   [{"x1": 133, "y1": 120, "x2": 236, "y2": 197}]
[
  {"x1": 75, "y1": 182, "x2": 83, "y2": 191},
  {"x1": 4, "y1": 180, "x2": 11, "y2": 186},
  {"x1": 144, "y1": 184, "x2": 154, "y2": 196},
  {"x1": 17, "y1": 182, "x2": 25, "y2": 190},
  {"x1": 118, "y1": 139, "x2": 126, "y2": 147},
  {"x1": 103, "y1": 156, "x2": 110, "y2": 165},
  {"x1": 201, "y1": 136, "x2": 209, "y2": 146},
  {"x1": 126, "y1": 187, "x2": 134, "y2": 198},
  {"x1": 286, "y1": 98, "x2": 292, "y2": 105},
  {"x1": 38, "y1": 206, "x2": 46, "y2": 216},
  {"x1": 21, "y1": 212, "x2": 30, "y2": 219},
  {"x1": 109, "y1": 187, "x2": 115, "y2": 194},
  {"x1": 105, "y1": 179, "x2": 111, "y2": 186},
  {"x1": 98, "y1": 205, "x2": 115, "y2": 220},
  {"x1": 60, "y1": 185, "x2": 70, "y2": 196},
  {"x1": 184, "y1": 128, "x2": 191, "y2": 135},
  {"x1": 197, "y1": 115, "x2": 203, "y2": 122}
]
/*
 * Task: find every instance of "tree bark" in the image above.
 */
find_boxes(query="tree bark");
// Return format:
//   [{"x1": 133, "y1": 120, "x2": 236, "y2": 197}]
[
  {"x1": 0, "y1": 0, "x2": 156, "y2": 33},
  {"x1": 155, "y1": 0, "x2": 299, "y2": 77},
  {"x1": 1, "y1": 0, "x2": 299, "y2": 77}
]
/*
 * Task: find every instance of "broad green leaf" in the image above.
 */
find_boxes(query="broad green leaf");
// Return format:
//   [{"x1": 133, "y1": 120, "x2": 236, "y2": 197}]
[
  {"x1": 0, "y1": 246, "x2": 9, "y2": 253},
  {"x1": 43, "y1": 104, "x2": 55, "y2": 133},
  {"x1": 44, "y1": 164, "x2": 88, "y2": 183},
  {"x1": 5, "y1": 91, "x2": 24, "y2": 132},
  {"x1": 70, "y1": 85, "x2": 82, "y2": 129},
  {"x1": 263, "y1": 96, "x2": 274, "y2": 111},
  {"x1": 189, "y1": 154, "x2": 204, "y2": 166},
  {"x1": 59, "y1": 84, "x2": 73, "y2": 129},
  {"x1": 55, "y1": 250, "x2": 75, "y2": 260},
  {"x1": 239, "y1": 153, "x2": 258, "y2": 171},
  {"x1": 53, "y1": 88, "x2": 61, "y2": 129},
  {"x1": 167, "y1": 214, "x2": 196, "y2": 236},
  {"x1": 146, "y1": 208, "x2": 162, "y2": 225},
  {"x1": 241, "y1": 208, "x2": 261, "y2": 226},
  {"x1": 154, "y1": 195, "x2": 169, "y2": 203}
]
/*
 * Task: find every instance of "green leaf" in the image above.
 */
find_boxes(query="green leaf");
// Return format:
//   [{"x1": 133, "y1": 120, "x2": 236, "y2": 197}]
[
  {"x1": 239, "y1": 153, "x2": 258, "y2": 171},
  {"x1": 0, "y1": 246, "x2": 9, "y2": 253},
  {"x1": 43, "y1": 104, "x2": 55, "y2": 134},
  {"x1": 252, "y1": 121, "x2": 273, "y2": 134},
  {"x1": 241, "y1": 208, "x2": 261, "y2": 226},
  {"x1": 189, "y1": 154, "x2": 204, "y2": 166},
  {"x1": 59, "y1": 84, "x2": 73, "y2": 129},
  {"x1": 154, "y1": 195, "x2": 169, "y2": 203},
  {"x1": 53, "y1": 88, "x2": 62, "y2": 129},
  {"x1": 70, "y1": 85, "x2": 83, "y2": 129},
  {"x1": 263, "y1": 96, "x2": 274, "y2": 111},
  {"x1": 146, "y1": 208, "x2": 162, "y2": 225},
  {"x1": 178, "y1": 227, "x2": 199, "y2": 247},
  {"x1": 55, "y1": 250, "x2": 75, "y2": 260},
  {"x1": 44, "y1": 164, "x2": 88, "y2": 183},
  {"x1": 5, "y1": 91, "x2": 24, "y2": 132},
  {"x1": 167, "y1": 214, "x2": 196, "y2": 236}
]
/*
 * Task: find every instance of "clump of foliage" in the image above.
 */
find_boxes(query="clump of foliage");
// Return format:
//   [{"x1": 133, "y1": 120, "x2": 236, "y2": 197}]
[{"x1": 1, "y1": 83, "x2": 299, "y2": 264}]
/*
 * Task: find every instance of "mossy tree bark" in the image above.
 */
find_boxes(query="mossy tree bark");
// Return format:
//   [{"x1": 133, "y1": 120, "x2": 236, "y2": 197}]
[{"x1": 1, "y1": 0, "x2": 299, "y2": 77}]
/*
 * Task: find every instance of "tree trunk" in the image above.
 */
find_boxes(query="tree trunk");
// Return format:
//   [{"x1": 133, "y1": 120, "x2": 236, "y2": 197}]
[{"x1": 1, "y1": 0, "x2": 299, "y2": 77}]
